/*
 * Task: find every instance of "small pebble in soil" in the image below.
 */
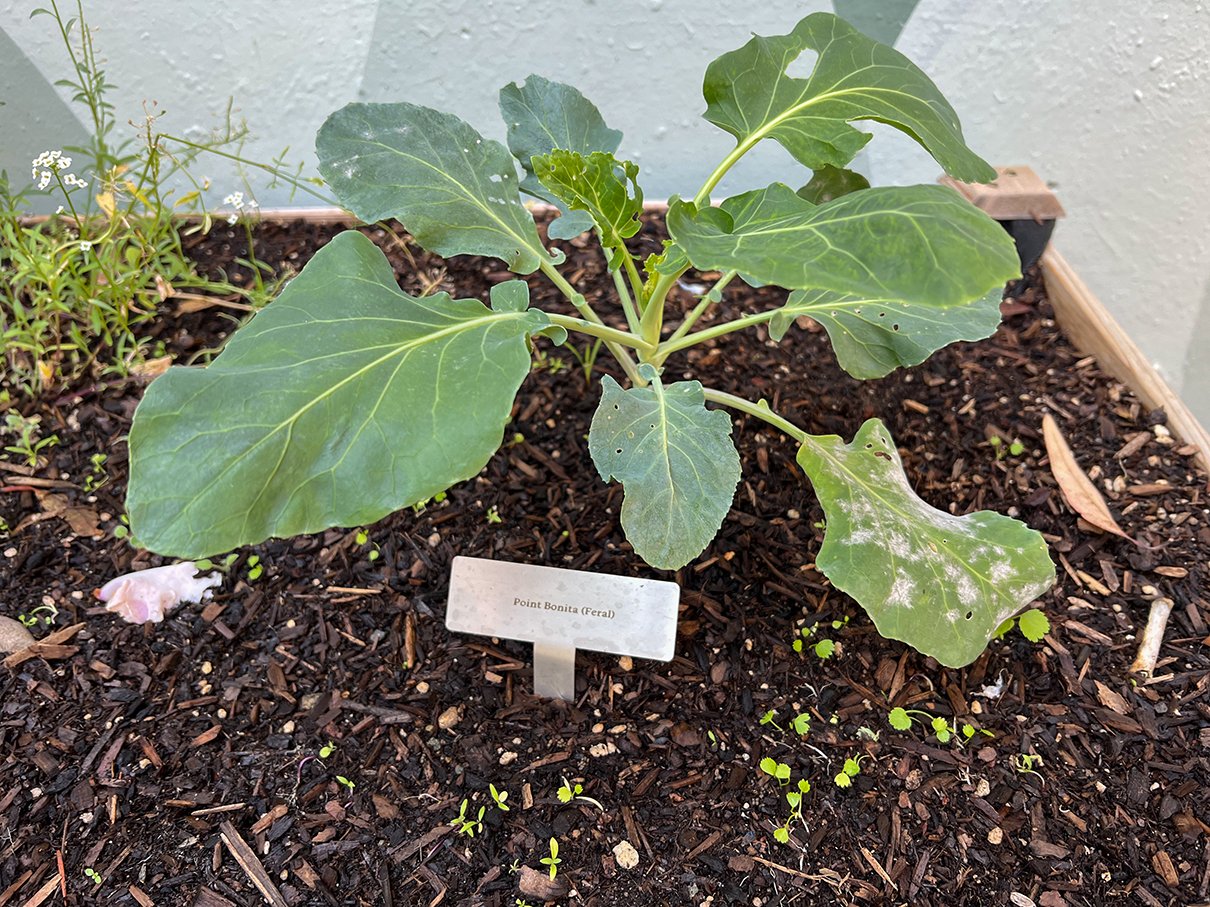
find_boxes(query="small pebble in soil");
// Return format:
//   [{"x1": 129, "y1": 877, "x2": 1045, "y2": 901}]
[
  {"x1": 438, "y1": 705, "x2": 462, "y2": 730},
  {"x1": 612, "y1": 840, "x2": 640, "y2": 870},
  {"x1": 499, "y1": 751, "x2": 517, "y2": 766},
  {"x1": 618, "y1": 655, "x2": 633, "y2": 671},
  {"x1": 589, "y1": 741, "x2": 617, "y2": 757},
  {"x1": 988, "y1": 827, "x2": 1004, "y2": 845}
]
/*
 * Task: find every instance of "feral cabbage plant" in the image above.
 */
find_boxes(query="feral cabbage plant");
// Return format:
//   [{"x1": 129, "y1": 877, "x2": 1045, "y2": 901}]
[{"x1": 126, "y1": 13, "x2": 1055, "y2": 667}]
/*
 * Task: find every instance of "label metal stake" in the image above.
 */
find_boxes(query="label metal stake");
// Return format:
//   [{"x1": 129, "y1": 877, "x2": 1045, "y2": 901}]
[{"x1": 446, "y1": 556, "x2": 679, "y2": 701}]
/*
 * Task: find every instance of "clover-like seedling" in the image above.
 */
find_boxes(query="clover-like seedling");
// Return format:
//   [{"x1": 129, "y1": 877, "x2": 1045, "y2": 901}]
[
  {"x1": 126, "y1": 11, "x2": 1056, "y2": 668},
  {"x1": 834, "y1": 756, "x2": 865, "y2": 789},
  {"x1": 1012, "y1": 753, "x2": 1045, "y2": 783},
  {"x1": 994, "y1": 608, "x2": 1050, "y2": 643},
  {"x1": 319, "y1": 741, "x2": 336, "y2": 759},
  {"x1": 774, "y1": 779, "x2": 812, "y2": 844},
  {"x1": 556, "y1": 778, "x2": 582, "y2": 804},
  {"x1": 84, "y1": 867, "x2": 103, "y2": 886},
  {"x1": 759, "y1": 756, "x2": 792, "y2": 785},
  {"x1": 759, "y1": 709, "x2": 784, "y2": 732},
  {"x1": 791, "y1": 713, "x2": 811, "y2": 736},
  {"x1": 540, "y1": 838, "x2": 561, "y2": 881}
]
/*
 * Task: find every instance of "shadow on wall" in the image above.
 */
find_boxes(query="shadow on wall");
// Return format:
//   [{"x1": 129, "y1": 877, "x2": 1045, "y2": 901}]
[
  {"x1": 833, "y1": 0, "x2": 921, "y2": 45},
  {"x1": 1185, "y1": 280, "x2": 1210, "y2": 429},
  {"x1": 0, "y1": 26, "x2": 89, "y2": 210}
]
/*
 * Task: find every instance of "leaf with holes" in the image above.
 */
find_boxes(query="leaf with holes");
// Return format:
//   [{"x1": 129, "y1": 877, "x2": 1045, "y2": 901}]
[
  {"x1": 126, "y1": 231, "x2": 550, "y2": 558},
  {"x1": 668, "y1": 182, "x2": 1019, "y2": 300},
  {"x1": 534, "y1": 150, "x2": 643, "y2": 269},
  {"x1": 796, "y1": 419, "x2": 1055, "y2": 667},
  {"x1": 588, "y1": 366, "x2": 740, "y2": 571},
  {"x1": 703, "y1": 11, "x2": 995, "y2": 183},
  {"x1": 500, "y1": 75, "x2": 623, "y2": 240},
  {"x1": 317, "y1": 102, "x2": 550, "y2": 273},
  {"x1": 770, "y1": 286, "x2": 1004, "y2": 379}
]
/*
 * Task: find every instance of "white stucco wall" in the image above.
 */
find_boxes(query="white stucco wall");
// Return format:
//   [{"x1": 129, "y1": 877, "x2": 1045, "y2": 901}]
[
  {"x1": 3, "y1": 0, "x2": 1208, "y2": 425},
  {"x1": 869, "y1": 0, "x2": 1210, "y2": 424}
]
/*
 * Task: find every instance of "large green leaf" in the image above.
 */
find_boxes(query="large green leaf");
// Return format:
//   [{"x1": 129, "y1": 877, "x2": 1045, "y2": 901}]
[
  {"x1": 770, "y1": 286, "x2": 1004, "y2": 379},
  {"x1": 126, "y1": 231, "x2": 549, "y2": 558},
  {"x1": 588, "y1": 367, "x2": 741, "y2": 570},
  {"x1": 534, "y1": 150, "x2": 642, "y2": 270},
  {"x1": 796, "y1": 419, "x2": 1055, "y2": 667},
  {"x1": 703, "y1": 11, "x2": 994, "y2": 183},
  {"x1": 500, "y1": 75, "x2": 622, "y2": 240},
  {"x1": 667, "y1": 183, "x2": 1019, "y2": 303},
  {"x1": 797, "y1": 165, "x2": 870, "y2": 205},
  {"x1": 316, "y1": 102, "x2": 548, "y2": 274}
]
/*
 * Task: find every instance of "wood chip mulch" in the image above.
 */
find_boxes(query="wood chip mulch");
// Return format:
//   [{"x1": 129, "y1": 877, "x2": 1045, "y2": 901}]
[{"x1": 0, "y1": 217, "x2": 1207, "y2": 906}]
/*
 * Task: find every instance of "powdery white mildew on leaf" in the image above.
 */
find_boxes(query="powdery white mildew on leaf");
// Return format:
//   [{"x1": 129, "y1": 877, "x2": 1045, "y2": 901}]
[
  {"x1": 796, "y1": 419, "x2": 1054, "y2": 667},
  {"x1": 96, "y1": 562, "x2": 221, "y2": 624}
]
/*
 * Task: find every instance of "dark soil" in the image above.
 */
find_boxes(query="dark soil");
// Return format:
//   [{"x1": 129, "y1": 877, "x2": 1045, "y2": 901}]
[{"x1": 1, "y1": 215, "x2": 1208, "y2": 907}]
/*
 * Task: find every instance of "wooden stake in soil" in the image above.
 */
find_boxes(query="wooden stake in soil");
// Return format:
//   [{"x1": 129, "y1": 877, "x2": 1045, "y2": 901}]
[
  {"x1": 218, "y1": 820, "x2": 288, "y2": 907},
  {"x1": 1130, "y1": 597, "x2": 1174, "y2": 678}
]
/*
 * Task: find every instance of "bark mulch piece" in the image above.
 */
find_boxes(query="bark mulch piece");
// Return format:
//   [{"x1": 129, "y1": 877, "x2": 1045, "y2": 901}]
[{"x1": 1, "y1": 217, "x2": 1208, "y2": 906}]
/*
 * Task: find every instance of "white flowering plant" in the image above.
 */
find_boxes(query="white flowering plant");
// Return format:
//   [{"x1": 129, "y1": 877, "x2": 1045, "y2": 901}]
[{"x1": 125, "y1": 12, "x2": 1055, "y2": 666}]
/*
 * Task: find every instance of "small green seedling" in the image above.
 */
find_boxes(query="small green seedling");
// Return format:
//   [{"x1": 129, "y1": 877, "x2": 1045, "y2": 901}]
[
  {"x1": 17, "y1": 602, "x2": 57, "y2": 628},
  {"x1": 2, "y1": 412, "x2": 59, "y2": 467},
  {"x1": 319, "y1": 741, "x2": 336, "y2": 759},
  {"x1": 791, "y1": 713, "x2": 811, "y2": 736},
  {"x1": 489, "y1": 783, "x2": 510, "y2": 812},
  {"x1": 83, "y1": 867, "x2": 103, "y2": 885},
  {"x1": 813, "y1": 638, "x2": 836, "y2": 660},
  {"x1": 540, "y1": 837, "x2": 561, "y2": 881},
  {"x1": 773, "y1": 778, "x2": 813, "y2": 843},
  {"x1": 759, "y1": 709, "x2": 783, "y2": 732},
  {"x1": 1012, "y1": 753, "x2": 1045, "y2": 783},
  {"x1": 834, "y1": 756, "x2": 865, "y2": 789},
  {"x1": 486, "y1": 505, "x2": 502, "y2": 524},
  {"x1": 335, "y1": 775, "x2": 355, "y2": 791},
  {"x1": 557, "y1": 778, "x2": 582, "y2": 803},
  {"x1": 888, "y1": 707, "x2": 992, "y2": 746},
  {"x1": 994, "y1": 608, "x2": 1050, "y2": 643},
  {"x1": 555, "y1": 776, "x2": 604, "y2": 810},
  {"x1": 450, "y1": 798, "x2": 486, "y2": 837},
  {"x1": 245, "y1": 554, "x2": 263, "y2": 582},
  {"x1": 759, "y1": 756, "x2": 792, "y2": 785},
  {"x1": 84, "y1": 452, "x2": 109, "y2": 492},
  {"x1": 354, "y1": 528, "x2": 382, "y2": 561},
  {"x1": 1009, "y1": 440, "x2": 1025, "y2": 457}
]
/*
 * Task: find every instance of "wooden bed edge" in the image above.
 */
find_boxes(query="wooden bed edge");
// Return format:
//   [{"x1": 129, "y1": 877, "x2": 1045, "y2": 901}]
[{"x1": 1040, "y1": 246, "x2": 1210, "y2": 476}]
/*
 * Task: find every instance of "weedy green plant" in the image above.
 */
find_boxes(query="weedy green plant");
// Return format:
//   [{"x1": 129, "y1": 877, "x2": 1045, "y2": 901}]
[
  {"x1": 540, "y1": 838, "x2": 561, "y2": 881},
  {"x1": 556, "y1": 776, "x2": 604, "y2": 811},
  {"x1": 450, "y1": 797, "x2": 486, "y2": 837},
  {"x1": 834, "y1": 755, "x2": 866, "y2": 789},
  {"x1": 995, "y1": 608, "x2": 1050, "y2": 643},
  {"x1": 887, "y1": 706, "x2": 993, "y2": 745},
  {"x1": 2, "y1": 412, "x2": 59, "y2": 466},
  {"x1": 125, "y1": 12, "x2": 1056, "y2": 667}
]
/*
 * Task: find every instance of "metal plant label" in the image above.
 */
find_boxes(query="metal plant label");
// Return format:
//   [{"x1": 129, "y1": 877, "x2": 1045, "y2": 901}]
[{"x1": 446, "y1": 556, "x2": 679, "y2": 700}]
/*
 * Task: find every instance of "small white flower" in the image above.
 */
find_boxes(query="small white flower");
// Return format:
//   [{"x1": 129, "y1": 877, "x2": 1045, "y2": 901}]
[
  {"x1": 79, "y1": 240, "x2": 92, "y2": 252},
  {"x1": 55, "y1": 206, "x2": 64, "y2": 215},
  {"x1": 37, "y1": 171, "x2": 51, "y2": 190},
  {"x1": 227, "y1": 213, "x2": 238, "y2": 225},
  {"x1": 222, "y1": 191, "x2": 245, "y2": 209}
]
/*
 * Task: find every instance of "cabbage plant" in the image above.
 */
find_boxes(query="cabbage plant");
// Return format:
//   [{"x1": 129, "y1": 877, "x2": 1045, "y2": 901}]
[{"x1": 126, "y1": 13, "x2": 1054, "y2": 667}]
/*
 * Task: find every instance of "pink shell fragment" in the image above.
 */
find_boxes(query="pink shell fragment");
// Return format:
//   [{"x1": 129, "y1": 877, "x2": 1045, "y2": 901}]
[{"x1": 96, "y1": 562, "x2": 222, "y2": 624}]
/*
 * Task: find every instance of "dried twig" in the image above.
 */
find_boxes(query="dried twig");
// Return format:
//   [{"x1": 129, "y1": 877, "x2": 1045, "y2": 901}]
[{"x1": 1130, "y1": 598, "x2": 1174, "y2": 677}]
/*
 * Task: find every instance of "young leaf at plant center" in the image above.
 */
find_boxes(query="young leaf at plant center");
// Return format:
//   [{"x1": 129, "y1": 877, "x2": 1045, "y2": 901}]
[
  {"x1": 534, "y1": 150, "x2": 643, "y2": 270},
  {"x1": 668, "y1": 183, "x2": 1019, "y2": 303},
  {"x1": 1017, "y1": 608, "x2": 1050, "y2": 643},
  {"x1": 795, "y1": 418, "x2": 1055, "y2": 668},
  {"x1": 500, "y1": 75, "x2": 622, "y2": 240},
  {"x1": 316, "y1": 102, "x2": 549, "y2": 274},
  {"x1": 588, "y1": 366, "x2": 741, "y2": 571},
  {"x1": 770, "y1": 286, "x2": 1004, "y2": 379},
  {"x1": 797, "y1": 165, "x2": 870, "y2": 204},
  {"x1": 702, "y1": 12, "x2": 996, "y2": 185},
  {"x1": 126, "y1": 231, "x2": 551, "y2": 558}
]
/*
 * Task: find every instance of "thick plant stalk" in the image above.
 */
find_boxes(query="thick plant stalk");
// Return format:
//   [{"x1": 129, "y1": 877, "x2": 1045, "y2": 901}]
[{"x1": 1130, "y1": 598, "x2": 1174, "y2": 677}]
